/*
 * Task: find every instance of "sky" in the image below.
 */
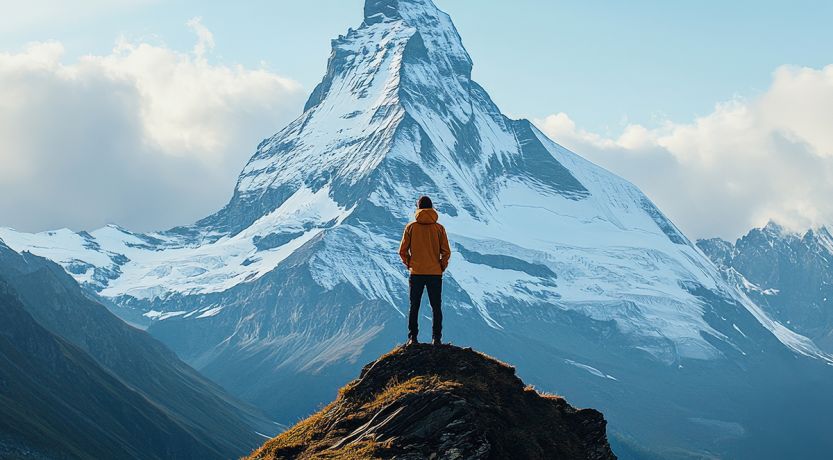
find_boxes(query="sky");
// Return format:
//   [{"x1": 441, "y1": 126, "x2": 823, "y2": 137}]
[{"x1": 1, "y1": 0, "x2": 832, "y2": 239}]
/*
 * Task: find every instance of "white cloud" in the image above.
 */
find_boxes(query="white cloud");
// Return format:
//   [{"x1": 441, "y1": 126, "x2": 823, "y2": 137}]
[
  {"x1": 186, "y1": 17, "x2": 214, "y2": 60},
  {"x1": 0, "y1": 19, "x2": 305, "y2": 233},
  {"x1": 535, "y1": 64, "x2": 833, "y2": 240}
]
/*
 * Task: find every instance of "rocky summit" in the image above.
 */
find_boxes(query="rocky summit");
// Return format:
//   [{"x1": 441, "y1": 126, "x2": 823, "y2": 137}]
[
  {"x1": 4, "y1": 0, "x2": 833, "y2": 456},
  {"x1": 246, "y1": 344, "x2": 615, "y2": 460},
  {"x1": 698, "y1": 221, "x2": 833, "y2": 353}
]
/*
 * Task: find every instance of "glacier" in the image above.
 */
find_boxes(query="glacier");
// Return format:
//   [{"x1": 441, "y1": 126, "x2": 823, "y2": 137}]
[
  {"x1": 0, "y1": 0, "x2": 820, "y2": 361},
  {"x1": 3, "y1": 0, "x2": 833, "y2": 457}
]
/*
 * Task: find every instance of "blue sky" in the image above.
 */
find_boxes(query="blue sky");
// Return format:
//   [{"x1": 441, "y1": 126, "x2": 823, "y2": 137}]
[
  {"x1": 1, "y1": 0, "x2": 832, "y2": 238},
  {"x1": 4, "y1": 0, "x2": 831, "y2": 132}
]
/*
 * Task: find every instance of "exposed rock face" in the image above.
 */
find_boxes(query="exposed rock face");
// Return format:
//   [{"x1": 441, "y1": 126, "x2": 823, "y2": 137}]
[
  {"x1": 247, "y1": 344, "x2": 615, "y2": 460},
  {"x1": 3, "y1": 0, "x2": 833, "y2": 457},
  {"x1": 698, "y1": 221, "x2": 833, "y2": 352}
]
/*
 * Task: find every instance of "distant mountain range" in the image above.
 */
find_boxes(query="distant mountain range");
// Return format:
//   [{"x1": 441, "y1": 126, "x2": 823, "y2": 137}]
[
  {"x1": 698, "y1": 221, "x2": 833, "y2": 353},
  {"x1": 1, "y1": 0, "x2": 832, "y2": 458},
  {"x1": 0, "y1": 241, "x2": 274, "y2": 459}
]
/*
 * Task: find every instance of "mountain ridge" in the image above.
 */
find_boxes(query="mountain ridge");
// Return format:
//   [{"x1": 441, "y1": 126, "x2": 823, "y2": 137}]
[
  {"x1": 2, "y1": 0, "x2": 833, "y2": 457},
  {"x1": 0, "y1": 240, "x2": 275, "y2": 459},
  {"x1": 698, "y1": 220, "x2": 833, "y2": 353},
  {"x1": 0, "y1": 276, "x2": 224, "y2": 459}
]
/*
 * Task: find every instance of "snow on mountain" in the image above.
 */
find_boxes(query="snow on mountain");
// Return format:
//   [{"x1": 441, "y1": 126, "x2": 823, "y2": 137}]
[
  {"x1": 699, "y1": 221, "x2": 833, "y2": 354},
  {"x1": 3, "y1": 1, "x2": 833, "y2": 455},
  {"x1": 0, "y1": 186, "x2": 351, "y2": 300},
  {"x1": 0, "y1": 0, "x2": 826, "y2": 365}
]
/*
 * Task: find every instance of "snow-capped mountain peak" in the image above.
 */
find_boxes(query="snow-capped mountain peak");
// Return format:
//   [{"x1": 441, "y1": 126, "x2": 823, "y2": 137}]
[
  {"x1": 228, "y1": 0, "x2": 488, "y2": 233},
  {"x1": 699, "y1": 221, "x2": 833, "y2": 355},
  {"x1": 0, "y1": 0, "x2": 828, "y2": 378},
  {"x1": 5, "y1": 1, "x2": 833, "y2": 453}
]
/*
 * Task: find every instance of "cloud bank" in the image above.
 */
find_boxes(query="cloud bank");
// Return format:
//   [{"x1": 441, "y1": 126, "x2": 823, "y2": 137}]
[
  {"x1": 535, "y1": 64, "x2": 833, "y2": 240},
  {"x1": 0, "y1": 18, "x2": 304, "y2": 233},
  {"x1": 3, "y1": 17, "x2": 830, "y2": 242}
]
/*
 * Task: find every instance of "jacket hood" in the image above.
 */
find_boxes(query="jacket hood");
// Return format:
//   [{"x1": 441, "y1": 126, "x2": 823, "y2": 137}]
[{"x1": 415, "y1": 208, "x2": 439, "y2": 224}]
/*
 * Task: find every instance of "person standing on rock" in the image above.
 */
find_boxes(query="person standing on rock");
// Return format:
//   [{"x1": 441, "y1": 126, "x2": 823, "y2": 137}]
[{"x1": 399, "y1": 195, "x2": 451, "y2": 346}]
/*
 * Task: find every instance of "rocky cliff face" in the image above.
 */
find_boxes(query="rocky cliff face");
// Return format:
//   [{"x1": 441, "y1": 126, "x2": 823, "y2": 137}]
[
  {"x1": 3, "y1": 0, "x2": 833, "y2": 457},
  {"x1": 246, "y1": 344, "x2": 615, "y2": 460},
  {"x1": 698, "y1": 221, "x2": 833, "y2": 352},
  {"x1": 3, "y1": 0, "x2": 820, "y2": 370}
]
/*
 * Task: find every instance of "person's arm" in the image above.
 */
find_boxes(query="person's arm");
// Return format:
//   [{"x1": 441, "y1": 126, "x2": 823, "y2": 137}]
[
  {"x1": 439, "y1": 226, "x2": 451, "y2": 272},
  {"x1": 399, "y1": 224, "x2": 411, "y2": 268}
]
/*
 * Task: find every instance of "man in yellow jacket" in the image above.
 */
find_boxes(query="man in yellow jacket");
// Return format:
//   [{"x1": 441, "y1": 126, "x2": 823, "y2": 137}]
[{"x1": 398, "y1": 195, "x2": 451, "y2": 346}]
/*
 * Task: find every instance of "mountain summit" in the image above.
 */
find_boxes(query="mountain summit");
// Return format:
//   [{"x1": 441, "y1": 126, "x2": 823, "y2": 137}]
[
  {"x1": 246, "y1": 344, "x2": 615, "y2": 460},
  {"x1": 698, "y1": 222, "x2": 833, "y2": 352},
  {"x1": 2, "y1": 0, "x2": 833, "y2": 456},
  {"x1": 2, "y1": 0, "x2": 818, "y2": 362}
]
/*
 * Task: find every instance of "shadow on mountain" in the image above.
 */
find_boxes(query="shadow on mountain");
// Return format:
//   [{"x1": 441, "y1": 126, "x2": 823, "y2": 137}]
[{"x1": 0, "y1": 241, "x2": 275, "y2": 459}]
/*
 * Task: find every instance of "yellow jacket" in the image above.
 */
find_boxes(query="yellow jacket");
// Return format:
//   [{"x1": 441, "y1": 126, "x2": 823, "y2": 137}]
[{"x1": 398, "y1": 208, "x2": 451, "y2": 275}]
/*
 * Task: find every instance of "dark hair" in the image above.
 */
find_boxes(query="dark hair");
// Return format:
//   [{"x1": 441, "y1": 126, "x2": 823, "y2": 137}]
[{"x1": 417, "y1": 196, "x2": 433, "y2": 209}]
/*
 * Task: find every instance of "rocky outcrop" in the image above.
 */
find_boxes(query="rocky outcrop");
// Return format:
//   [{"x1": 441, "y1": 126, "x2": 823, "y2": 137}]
[
  {"x1": 247, "y1": 344, "x2": 615, "y2": 460},
  {"x1": 698, "y1": 221, "x2": 833, "y2": 352}
]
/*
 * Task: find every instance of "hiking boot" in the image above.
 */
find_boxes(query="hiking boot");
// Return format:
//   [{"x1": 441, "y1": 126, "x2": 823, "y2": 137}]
[
  {"x1": 406, "y1": 337, "x2": 419, "y2": 346},
  {"x1": 432, "y1": 336, "x2": 442, "y2": 346}
]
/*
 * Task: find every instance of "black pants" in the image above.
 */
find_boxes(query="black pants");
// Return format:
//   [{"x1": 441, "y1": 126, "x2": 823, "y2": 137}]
[{"x1": 408, "y1": 275, "x2": 443, "y2": 340}]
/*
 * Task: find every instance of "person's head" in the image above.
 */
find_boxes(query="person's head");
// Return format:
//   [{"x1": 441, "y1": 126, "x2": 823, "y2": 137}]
[{"x1": 417, "y1": 195, "x2": 433, "y2": 209}]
